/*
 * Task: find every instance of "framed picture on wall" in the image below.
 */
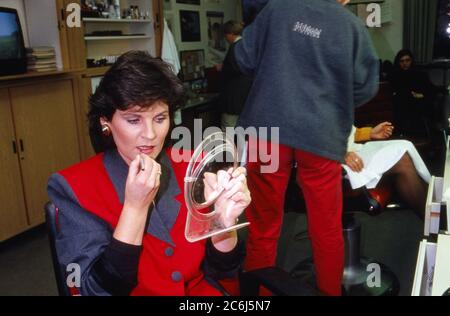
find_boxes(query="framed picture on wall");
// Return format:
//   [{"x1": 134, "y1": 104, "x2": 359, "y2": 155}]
[
  {"x1": 179, "y1": 10, "x2": 201, "y2": 42},
  {"x1": 176, "y1": 0, "x2": 200, "y2": 5},
  {"x1": 207, "y1": 11, "x2": 226, "y2": 52},
  {"x1": 180, "y1": 49, "x2": 205, "y2": 81}
]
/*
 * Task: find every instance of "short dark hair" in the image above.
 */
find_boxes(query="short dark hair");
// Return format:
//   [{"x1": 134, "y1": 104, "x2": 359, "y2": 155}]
[
  {"x1": 223, "y1": 20, "x2": 243, "y2": 36},
  {"x1": 394, "y1": 49, "x2": 414, "y2": 68},
  {"x1": 88, "y1": 51, "x2": 185, "y2": 152}
]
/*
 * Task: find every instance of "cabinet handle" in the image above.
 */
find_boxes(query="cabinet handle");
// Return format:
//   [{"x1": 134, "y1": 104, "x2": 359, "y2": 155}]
[
  {"x1": 19, "y1": 139, "x2": 24, "y2": 152},
  {"x1": 12, "y1": 140, "x2": 17, "y2": 154}
]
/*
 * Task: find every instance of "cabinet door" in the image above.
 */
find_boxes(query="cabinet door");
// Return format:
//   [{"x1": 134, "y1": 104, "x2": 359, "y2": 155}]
[
  {"x1": 10, "y1": 80, "x2": 81, "y2": 226},
  {"x1": 0, "y1": 89, "x2": 29, "y2": 241}
]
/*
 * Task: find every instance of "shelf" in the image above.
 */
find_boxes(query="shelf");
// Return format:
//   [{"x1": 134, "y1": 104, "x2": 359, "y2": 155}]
[
  {"x1": 84, "y1": 35, "x2": 152, "y2": 41},
  {"x1": 82, "y1": 66, "x2": 111, "y2": 78},
  {"x1": 83, "y1": 18, "x2": 151, "y2": 23},
  {"x1": 0, "y1": 69, "x2": 82, "y2": 82}
]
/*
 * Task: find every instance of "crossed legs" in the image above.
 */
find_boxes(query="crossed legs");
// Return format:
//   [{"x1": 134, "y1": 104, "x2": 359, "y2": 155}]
[{"x1": 383, "y1": 152, "x2": 428, "y2": 219}]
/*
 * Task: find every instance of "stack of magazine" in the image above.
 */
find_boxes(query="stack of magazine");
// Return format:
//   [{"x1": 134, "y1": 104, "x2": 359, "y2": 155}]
[{"x1": 27, "y1": 47, "x2": 57, "y2": 72}]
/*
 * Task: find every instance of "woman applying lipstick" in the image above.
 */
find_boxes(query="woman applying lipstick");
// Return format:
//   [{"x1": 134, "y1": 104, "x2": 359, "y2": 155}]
[{"x1": 47, "y1": 51, "x2": 250, "y2": 296}]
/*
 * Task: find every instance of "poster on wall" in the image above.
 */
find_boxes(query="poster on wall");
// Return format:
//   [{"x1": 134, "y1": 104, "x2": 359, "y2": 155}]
[
  {"x1": 180, "y1": 49, "x2": 205, "y2": 81},
  {"x1": 206, "y1": 11, "x2": 226, "y2": 65},
  {"x1": 180, "y1": 10, "x2": 201, "y2": 42},
  {"x1": 176, "y1": 0, "x2": 200, "y2": 5}
]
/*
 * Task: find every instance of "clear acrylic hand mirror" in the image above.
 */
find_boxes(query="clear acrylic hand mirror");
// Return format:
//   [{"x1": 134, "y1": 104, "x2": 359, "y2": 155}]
[{"x1": 184, "y1": 132, "x2": 250, "y2": 242}]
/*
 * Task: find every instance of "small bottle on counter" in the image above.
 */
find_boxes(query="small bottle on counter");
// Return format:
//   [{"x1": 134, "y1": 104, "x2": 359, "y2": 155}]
[{"x1": 113, "y1": 0, "x2": 121, "y2": 20}]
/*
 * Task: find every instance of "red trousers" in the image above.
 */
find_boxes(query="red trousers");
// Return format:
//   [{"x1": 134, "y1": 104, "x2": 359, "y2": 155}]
[{"x1": 243, "y1": 139, "x2": 344, "y2": 296}]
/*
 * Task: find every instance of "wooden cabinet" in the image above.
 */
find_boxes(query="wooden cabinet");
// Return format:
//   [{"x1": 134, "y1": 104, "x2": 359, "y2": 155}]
[
  {"x1": 0, "y1": 0, "x2": 164, "y2": 240},
  {"x1": 0, "y1": 78, "x2": 81, "y2": 240},
  {"x1": 0, "y1": 89, "x2": 29, "y2": 241},
  {"x1": 77, "y1": 74, "x2": 97, "y2": 159}
]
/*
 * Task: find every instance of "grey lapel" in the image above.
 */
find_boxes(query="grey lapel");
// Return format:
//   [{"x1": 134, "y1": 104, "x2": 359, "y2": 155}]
[{"x1": 103, "y1": 150, "x2": 181, "y2": 246}]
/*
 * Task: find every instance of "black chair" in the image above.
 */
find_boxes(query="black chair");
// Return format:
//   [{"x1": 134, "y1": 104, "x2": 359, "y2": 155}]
[
  {"x1": 44, "y1": 202, "x2": 71, "y2": 296},
  {"x1": 339, "y1": 212, "x2": 399, "y2": 296}
]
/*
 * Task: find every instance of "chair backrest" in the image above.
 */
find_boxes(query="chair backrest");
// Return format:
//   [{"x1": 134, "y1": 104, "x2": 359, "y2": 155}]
[
  {"x1": 44, "y1": 202, "x2": 70, "y2": 296},
  {"x1": 354, "y1": 82, "x2": 394, "y2": 127}
]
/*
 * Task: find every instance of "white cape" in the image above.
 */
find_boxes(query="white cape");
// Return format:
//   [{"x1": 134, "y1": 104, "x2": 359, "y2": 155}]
[
  {"x1": 162, "y1": 18, "x2": 180, "y2": 75},
  {"x1": 343, "y1": 140, "x2": 431, "y2": 189}
]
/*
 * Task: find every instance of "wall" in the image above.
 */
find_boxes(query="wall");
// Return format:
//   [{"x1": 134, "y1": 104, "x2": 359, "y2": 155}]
[
  {"x1": 163, "y1": 0, "x2": 242, "y2": 67},
  {"x1": 24, "y1": 0, "x2": 63, "y2": 69},
  {"x1": 367, "y1": 0, "x2": 404, "y2": 62},
  {"x1": 348, "y1": 0, "x2": 404, "y2": 62},
  {"x1": 356, "y1": 1, "x2": 445, "y2": 87}
]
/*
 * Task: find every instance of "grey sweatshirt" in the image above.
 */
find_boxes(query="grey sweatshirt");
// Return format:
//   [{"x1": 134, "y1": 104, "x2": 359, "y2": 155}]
[{"x1": 234, "y1": 0, "x2": 379, "y2": 162}]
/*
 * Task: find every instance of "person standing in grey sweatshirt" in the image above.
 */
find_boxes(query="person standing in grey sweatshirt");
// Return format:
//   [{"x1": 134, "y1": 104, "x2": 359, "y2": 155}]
[{"x1": 232, "y1": 0, "x2": 379, "y2": 295}]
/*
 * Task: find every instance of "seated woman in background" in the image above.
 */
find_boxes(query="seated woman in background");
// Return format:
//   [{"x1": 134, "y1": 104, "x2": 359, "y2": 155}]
[
  {"x1": 343, "y1": 122, "x2": 431, "y2": 218},
  {"x1": 390, "y1": 49, "x2": 436, "y2": 137},
  {"x1": 47, "y1": 51, "x2": 250, "y2": 296}
]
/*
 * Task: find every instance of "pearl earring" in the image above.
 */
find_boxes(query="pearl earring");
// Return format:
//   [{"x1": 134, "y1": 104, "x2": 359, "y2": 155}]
[{"x1": 101, "y1": 124, "x2": 110, "y2": 136}]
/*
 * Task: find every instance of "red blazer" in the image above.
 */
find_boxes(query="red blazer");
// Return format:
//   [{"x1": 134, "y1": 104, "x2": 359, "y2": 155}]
[{"x1": 48, "y1": 148, "x2": 232, "y2": 295}]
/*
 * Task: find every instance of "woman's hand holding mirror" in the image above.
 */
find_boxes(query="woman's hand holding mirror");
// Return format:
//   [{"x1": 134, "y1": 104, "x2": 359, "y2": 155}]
[{"x1": 203, "y1": 167, "x2": 251, "y2": 228}]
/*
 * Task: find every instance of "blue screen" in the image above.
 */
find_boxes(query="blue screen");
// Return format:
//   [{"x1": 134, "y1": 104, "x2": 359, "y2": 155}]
[
  {"x1": 0, "y1": 11, "x2": 22, "y2": 59},
  {"x1": 242, "y1": 0, "x2": 270, "y2": 26}
]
